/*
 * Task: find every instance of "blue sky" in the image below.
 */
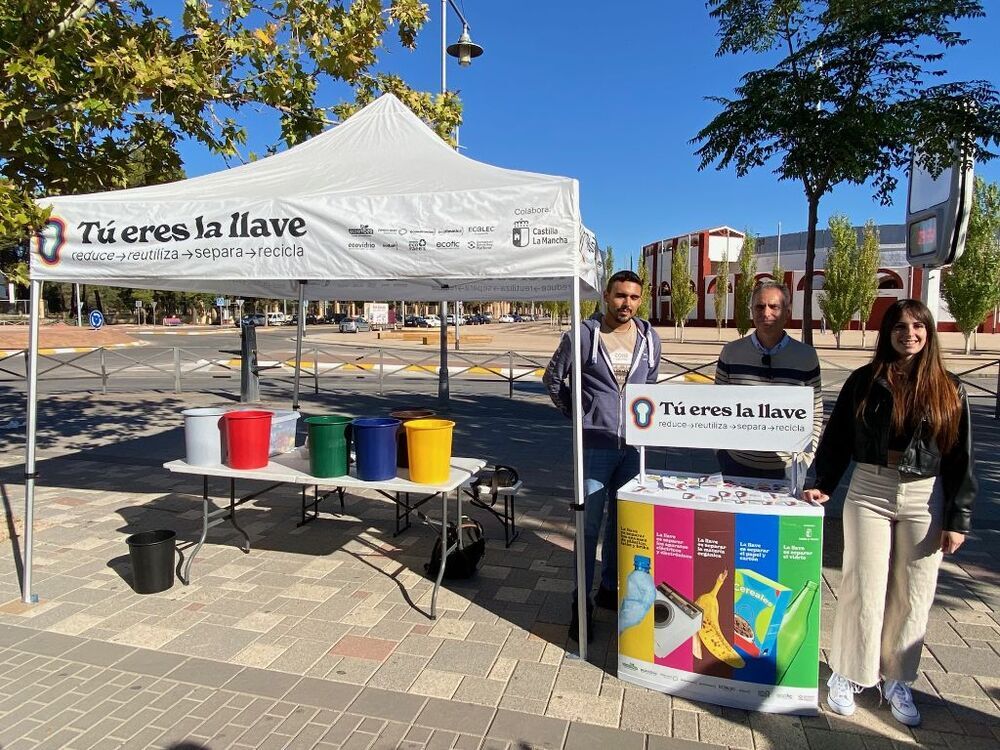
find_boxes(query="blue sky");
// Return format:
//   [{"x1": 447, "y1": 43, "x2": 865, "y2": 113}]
[{"x1": 175, "y1": 1, "x2": 1000, "y2": 270}]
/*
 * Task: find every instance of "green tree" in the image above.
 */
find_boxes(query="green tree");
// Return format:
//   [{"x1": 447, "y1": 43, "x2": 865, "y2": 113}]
[
  {"x1": 714, "y1": 249, "x2": 730, "y2": 339},
  {"x1": 856, "y1": 221, "x2": 881, "y2": 348},
  {"x1": 735, "y1": 231, "x2": 758, "y2": 336},
  {"x1": 942, "y1": 177, "x2": 1000, "y2": 353},
  {"x1": 637, "y1": 252, "x2": 651, "y2": 320},
  {"x1": 671, "y1": 241, "x2": 697, "y2": 342},
  {"x1": 1, "y1": 0, "x2": 460, "y2": 267},
  {"x1": 694, "y1": 0, "x2": 1000, "y2": 347},
  {"x1": 771, "y1": 261, "x2": 785, "y2": 286},
  {"x1": 819, "y1": 215, "x2": 859, "y2": 348}
]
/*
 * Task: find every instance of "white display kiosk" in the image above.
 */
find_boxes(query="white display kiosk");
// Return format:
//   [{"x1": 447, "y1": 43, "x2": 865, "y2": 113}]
[{"x1": 616, "y1": 384, "x2": 824, "y2": 714}]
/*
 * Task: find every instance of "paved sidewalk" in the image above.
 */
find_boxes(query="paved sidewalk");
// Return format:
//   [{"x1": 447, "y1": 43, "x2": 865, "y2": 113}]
[{"x1": 0, "y1": 382, "x2": 997, "y2": 749}]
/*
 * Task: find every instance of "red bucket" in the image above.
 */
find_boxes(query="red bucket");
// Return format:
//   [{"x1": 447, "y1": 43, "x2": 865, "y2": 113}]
[{"x1": 222, "y1": 410, "x2": 273, "y2": 469}]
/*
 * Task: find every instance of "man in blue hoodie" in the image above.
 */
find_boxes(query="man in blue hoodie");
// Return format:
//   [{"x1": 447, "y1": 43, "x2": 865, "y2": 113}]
[{"x1": 543, "y1": 270, "x2": 662, "y2": 642}]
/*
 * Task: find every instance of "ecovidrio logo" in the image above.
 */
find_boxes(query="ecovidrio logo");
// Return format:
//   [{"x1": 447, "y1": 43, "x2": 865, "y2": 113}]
[{"x1": 31, "y1": 217, "x2": 67, "y2": 266}]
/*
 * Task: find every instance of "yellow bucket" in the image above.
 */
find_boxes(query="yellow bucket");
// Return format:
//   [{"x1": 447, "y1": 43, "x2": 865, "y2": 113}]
[{"x1": 405, "y1": 418, "x2": 455, "y2": 484}]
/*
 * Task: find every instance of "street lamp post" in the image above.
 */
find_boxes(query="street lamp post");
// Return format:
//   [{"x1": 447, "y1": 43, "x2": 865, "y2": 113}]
[{"x1": 438, "y1": 0, "x2": 483, "y2": 406}]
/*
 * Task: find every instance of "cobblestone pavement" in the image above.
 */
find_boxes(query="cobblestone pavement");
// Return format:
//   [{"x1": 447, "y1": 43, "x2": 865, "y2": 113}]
[{"x1": 0, "y1": 382, "x2": 997, "y2": 749}]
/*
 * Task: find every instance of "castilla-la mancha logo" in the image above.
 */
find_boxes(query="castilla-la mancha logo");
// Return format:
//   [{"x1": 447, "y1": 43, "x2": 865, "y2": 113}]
[
  {"x1": 31, "y1": 217, "x2": 66, "y2": 266},
  {"x1": 512, "y1": 219, "x2": 529, "y2": 248}
]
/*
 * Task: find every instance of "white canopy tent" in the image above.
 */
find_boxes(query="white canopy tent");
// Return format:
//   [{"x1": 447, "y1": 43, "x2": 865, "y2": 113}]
[{"x1": 27, "y1": 94, "x2": 603, "y2": 652}]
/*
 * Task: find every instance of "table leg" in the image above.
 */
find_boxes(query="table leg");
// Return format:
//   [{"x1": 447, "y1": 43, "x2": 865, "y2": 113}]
[
  {"x1": 431, "y1": 490, "x2": 447, "y2": 620},
  {"x1": 181, "y1": 476, "x2": 211, "y2": 585},
  {"x1": 456, "y1": 487, "x2": 464, "y2": 550},
  {"x1": 505, "y1": 493, "x2": 519, "y2": 547},
  {"x1": 228, "y1": 478, "x2": 251, "y2": 553}
]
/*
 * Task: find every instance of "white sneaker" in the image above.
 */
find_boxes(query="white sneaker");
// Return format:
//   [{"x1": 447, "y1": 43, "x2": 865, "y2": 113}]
[
  {"x1": 826, "y1": 673, "x2": 862, "y2": 716},
  {"x1": 882, "y1": 680, "x2": 921, "y2": 726}
]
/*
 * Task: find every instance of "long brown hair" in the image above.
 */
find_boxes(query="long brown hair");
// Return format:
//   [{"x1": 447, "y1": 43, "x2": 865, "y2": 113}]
[{"x1": 858, "y1": 299, "x2": 960, "y2": 451}]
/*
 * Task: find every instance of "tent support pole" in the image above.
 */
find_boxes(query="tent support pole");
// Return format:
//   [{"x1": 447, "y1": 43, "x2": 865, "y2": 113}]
[
  {"x1": 292, "y1": 282, "x2": 306, "y2": 410},
  {"x1": 22, "y1": 279, "x2": 42, "y2": 604},
  {"x1": 572, "y1": 268, "x2": 588, "y2": 657},
  {"x1": 438, "y1": 300, "x2": 449, "y2": 406}
]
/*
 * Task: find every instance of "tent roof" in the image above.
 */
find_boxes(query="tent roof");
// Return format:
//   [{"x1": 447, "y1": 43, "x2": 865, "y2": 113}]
[
  {"x1": 31, "y1": 95, "x2": 600, "y2": 301},
  {"x1": 74, "y1": 95, "x2": 569, "y2": 203}
]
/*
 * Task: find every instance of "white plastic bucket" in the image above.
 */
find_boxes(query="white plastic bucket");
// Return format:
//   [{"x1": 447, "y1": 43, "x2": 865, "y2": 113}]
[{"x1": 182, "y1": 408, "x2": 227, "y2": 466}]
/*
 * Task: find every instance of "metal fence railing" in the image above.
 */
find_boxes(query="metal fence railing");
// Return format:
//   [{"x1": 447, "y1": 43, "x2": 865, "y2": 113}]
[{"x1": 3, "y1": 344, "x2": 998, "y2": 417}]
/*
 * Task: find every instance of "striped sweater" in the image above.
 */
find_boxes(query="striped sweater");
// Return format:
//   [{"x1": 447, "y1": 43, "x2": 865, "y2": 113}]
[{"x1": 714, "y1": 335, "x2": 823, "y2": 475}]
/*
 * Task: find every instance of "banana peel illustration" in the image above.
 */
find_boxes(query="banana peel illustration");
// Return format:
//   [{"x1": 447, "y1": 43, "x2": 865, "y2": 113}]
[{"x1": 693, "y1": 569, "x2": 745, "y2": 669}]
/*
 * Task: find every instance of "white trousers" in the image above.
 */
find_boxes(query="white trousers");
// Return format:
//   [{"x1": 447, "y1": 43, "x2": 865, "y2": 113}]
[{"x1": 829, "y1": 463, "x2": 944, "y2": 687}]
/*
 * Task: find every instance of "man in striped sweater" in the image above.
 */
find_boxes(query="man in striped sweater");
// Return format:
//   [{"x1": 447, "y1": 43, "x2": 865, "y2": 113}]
[{"x1": 714, "y1": 281, "x2": 823, "y2": 481}]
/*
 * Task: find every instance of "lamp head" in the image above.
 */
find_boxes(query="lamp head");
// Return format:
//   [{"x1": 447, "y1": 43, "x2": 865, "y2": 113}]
[{"x1": 447, "y1": 25, "x2": 483, "y2": 67}]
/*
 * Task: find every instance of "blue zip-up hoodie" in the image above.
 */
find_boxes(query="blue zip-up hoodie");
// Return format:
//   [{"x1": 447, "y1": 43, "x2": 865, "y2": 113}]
[{"x1": 543, "y1": 313, "x2": 661, "y2": 450}]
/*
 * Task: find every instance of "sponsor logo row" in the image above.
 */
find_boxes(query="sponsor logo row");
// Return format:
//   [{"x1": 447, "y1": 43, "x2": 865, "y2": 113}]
[{"x1": 348, "y1": 224, "x2": 495, "y2": 237}]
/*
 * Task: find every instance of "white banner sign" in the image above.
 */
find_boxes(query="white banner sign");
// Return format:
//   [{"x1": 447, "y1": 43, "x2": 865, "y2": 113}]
[
  {"x1": 369, "y1": 303, "x2": 389, "y2": 325},
  {"x1": 624, "y1": 384, "x2": 813, "y2": 452}
]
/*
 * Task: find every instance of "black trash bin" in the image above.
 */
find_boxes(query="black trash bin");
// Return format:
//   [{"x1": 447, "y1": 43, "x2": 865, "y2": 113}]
[{"x1": 125, "y1": 529, "x2": 176, "y2": 594}]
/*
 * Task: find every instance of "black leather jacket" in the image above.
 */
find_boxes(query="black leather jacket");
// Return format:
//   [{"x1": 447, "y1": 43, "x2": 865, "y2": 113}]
[{"x1": 813, "y1": 363, "x2": 976, "y2": 533}]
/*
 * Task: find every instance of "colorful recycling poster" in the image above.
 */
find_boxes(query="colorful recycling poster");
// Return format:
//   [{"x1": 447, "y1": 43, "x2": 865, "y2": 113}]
[{"x1": 616, "y1": 472, "x2": 823, "y2": 714}]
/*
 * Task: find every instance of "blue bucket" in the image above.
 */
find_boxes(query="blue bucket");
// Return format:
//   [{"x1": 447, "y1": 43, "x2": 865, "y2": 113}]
[{"x1": 352, "y1": 418, "x2": 401, "y2": 481}]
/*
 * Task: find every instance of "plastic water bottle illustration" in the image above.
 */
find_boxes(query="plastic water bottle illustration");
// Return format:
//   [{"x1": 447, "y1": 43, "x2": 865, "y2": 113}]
[{"x1": 619, "y1": 554, "x2": 656, "y2": 633}]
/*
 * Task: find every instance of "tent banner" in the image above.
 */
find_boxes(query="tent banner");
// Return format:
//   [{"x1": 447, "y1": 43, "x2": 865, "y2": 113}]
[{"x1": 31, "y1": 188, "x2": 580, "y2": 284}]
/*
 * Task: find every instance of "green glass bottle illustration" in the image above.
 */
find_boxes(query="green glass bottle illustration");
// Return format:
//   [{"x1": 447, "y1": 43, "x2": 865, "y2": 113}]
[{"x1": 774, "y1": 580, "x2": 819, "y2": 684}]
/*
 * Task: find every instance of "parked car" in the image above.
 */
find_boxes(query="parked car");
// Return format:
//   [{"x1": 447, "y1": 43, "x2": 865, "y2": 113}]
[
  {"x1": 339, "y1": 316, "x2": 372, "y2": 333},
  {"x1": 324, "y1": 312, "x2": 348, "y2": 324},
  {"x1": 305, "y1": 313, "x2": 322, "y2": 324},
  {"x1": 420, "y1": 315, "x2": 441, "y2": 328},
  {"x1": 236, "y1": 313, "x2": 266, "y2": 327},
  {"x1": 498, "y1": 314, "x2": 515, "y2": 323}
]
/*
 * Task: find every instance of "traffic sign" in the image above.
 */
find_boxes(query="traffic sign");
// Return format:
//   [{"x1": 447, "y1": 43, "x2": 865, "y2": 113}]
[
  {"x1": 215, "y1": 296, "x2": 226, "y2": 307},
  {"x1": 89, "y1": 310, "x2": 104, "y2": 329},
  {"x1": 135, "y1": 300, "x2": 142, "y2": 309}
]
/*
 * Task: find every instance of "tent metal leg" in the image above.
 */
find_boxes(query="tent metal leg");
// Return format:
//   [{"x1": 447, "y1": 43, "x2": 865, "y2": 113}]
[
  {"x1": 22, "y1": 279, "x2": 42, "y2": 604},
  {"x1": 438, "y1": 300, "x2": 449, "y2": 406},
  {"x1": 574, "y1": 506, "x2": 588, "y2": 652},
  {"x1": 571, "y1": 268, "x2": 588, "y2": 657},
  {"x1": 292, "y1": 282, "x2": 306, "y2": 410}
]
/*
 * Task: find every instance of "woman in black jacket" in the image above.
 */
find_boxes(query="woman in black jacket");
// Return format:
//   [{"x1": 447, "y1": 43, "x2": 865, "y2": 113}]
[{"x1": 803, "y1": 299, "x2": 975, "y2": 728}]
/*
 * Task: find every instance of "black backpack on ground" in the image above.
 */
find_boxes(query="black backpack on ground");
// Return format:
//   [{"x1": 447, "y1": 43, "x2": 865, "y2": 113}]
[{"x1": 425, "y1": 516, "x2": 486, "y2": 579}]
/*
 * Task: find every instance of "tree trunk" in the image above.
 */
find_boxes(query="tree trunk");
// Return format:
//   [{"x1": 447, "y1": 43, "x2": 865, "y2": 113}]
[
  {"x1": 717, "y1": 324, "x2": 722, "y2": 341},
  {"x1": 835, "y1": 331, "x2": 841, "y2": 349},
  {"x1": 861, "y1": 323, "x2": 867, "y2": 349},
  {"x1": 680, "y1": 322, "x2": 686, "y2": 344},
  {"x1": 801, "y1": 195, "x2": 819, "y2": 346},
  {"x1": 964, "y1": 333, "x2": 971, "y2": 355}
]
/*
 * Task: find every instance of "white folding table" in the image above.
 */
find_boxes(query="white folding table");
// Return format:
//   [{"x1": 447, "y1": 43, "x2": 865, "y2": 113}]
[{"x1": 163, "y1": 448, "x2": 486, "y2": 618}]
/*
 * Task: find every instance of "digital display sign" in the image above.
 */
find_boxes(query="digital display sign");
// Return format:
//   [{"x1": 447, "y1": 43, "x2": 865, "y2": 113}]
[{"x1": 908, "y1": 216, "x2": 938, "y2": 260}]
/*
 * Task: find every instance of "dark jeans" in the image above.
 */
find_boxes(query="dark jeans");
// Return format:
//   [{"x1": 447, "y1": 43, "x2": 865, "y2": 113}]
[{"x1": 574, "y1": 446, "x2": 640, "y2": 605}]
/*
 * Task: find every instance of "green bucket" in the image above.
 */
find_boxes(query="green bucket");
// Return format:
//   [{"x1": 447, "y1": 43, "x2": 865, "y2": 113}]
[{"x1": 304, "y1": 415, "x2": 352, "y2": 477}]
